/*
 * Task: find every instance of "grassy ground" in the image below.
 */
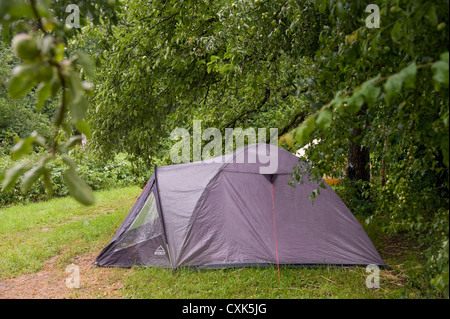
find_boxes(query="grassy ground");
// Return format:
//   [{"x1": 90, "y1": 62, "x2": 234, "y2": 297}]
[{"x1": 0, "y1": 186, "x2": 433, "y2": 299}]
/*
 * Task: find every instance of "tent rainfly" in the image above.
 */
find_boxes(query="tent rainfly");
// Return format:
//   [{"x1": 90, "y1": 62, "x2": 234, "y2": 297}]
[{"x1": 94, "y1": 143, "x2": 385, "y2": 269}]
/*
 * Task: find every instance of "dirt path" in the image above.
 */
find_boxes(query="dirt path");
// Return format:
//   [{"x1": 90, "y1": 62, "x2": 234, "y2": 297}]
[{"x1": 0, "y1": 252, "x2": 130, "y2": 299}]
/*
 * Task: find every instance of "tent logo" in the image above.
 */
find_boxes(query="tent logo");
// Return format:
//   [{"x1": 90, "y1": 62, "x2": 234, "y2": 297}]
[{"x1": 154, "y1": 245, "x2": 166, "y2": 256}]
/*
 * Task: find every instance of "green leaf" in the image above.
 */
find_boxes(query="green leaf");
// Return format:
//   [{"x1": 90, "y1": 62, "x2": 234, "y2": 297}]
[
  {"x1": 425, "y1": 5, "x2": 438, "y2": 26},
  {"x1": 33, "y1": 134, "x2": 47, "y2": 148},
  {"x1": 400, "y1": 62, "x2": 417, "y2": 89},
  {"x1": 295, "y1": 116, "x2": 315, "y2": 146},
  {"x1": 35, "y1": 63, "x2": 53, "y2": 82},
  {"x1": 361, "y1": 82, "x2": 381, "y2": 106},
  {"x1": 54, "y1": 42, "x2": 65, "y2": 62},
  {"x1": 8, "y1": 76, "x2": 34, "y2": 98},
  {"x1": 316, "y1": 109, "x2": 332, "y2": 130},
  {"x1": 43, "y1": 168, "x2": 53, "y2": 199},
  {"x1": 62, "y1": 155, "x2": 78, "y2": 170},
  {"x1": 63, "y1": 169, "x2": 96, "y2": 206},
  {"x1": 2, "y1": 0, "x2": 34, "y2": 20},
  {"x1": 207, "y1": 55, "x2": 219, "y2": 73},
  {"x1": 67, "y1": 73, "x2": 88, "y2": 123},
  {"x1": 20, "y1": 154, "x2": 54, "y2": 193},
  {"x1": 283, "y1": 132, "x2": 294, "y2": 147},
  {"x1": 71, "y1": 95, "x2": 89, "y2": 123},
  {"x1": 75, "y1": 121, "x2": 92, "y2": 139},
  {"x1": 432, "y1": 55, "x2": 449, "y2": 88},
  {"x1": 11, "y1": 135, "x2": 36, "y2": 160},
  {"x1": 75, "y1": 51, "x2": 96, "y2": 80},
  {"x1": 64, "y1": 135, "x2": 83, "y2": 150},
  {"x1": 347, "y1": 92, "x2": 365, "y2": 114},
  {"x1": 391, "y1": 21, "x2": 403, "y2": 43},
  {"x1": 50, "y1": 76, "x2": 61, "y2": 96},
  {"x1": 36, "y1": 81, "x2": 52, "y2": 111},
  {"x1": 21, "y1": 161, "x2": 46, "y2": 193},
  {"x1": 384, "y1": 62, "x2": 417, "y2": 100},
  {"x1": 8, "y1": 65, "x2": 38, "y2": 98},
  {"x1": 40, "y1": 35, "x2": 54, "y2": 56},
  {"x1": 384, "y1": 73, "x2": 403, "y2": 100},
  {"x1": 1, "y1": 163, "x2": 29, "y2": 192}
]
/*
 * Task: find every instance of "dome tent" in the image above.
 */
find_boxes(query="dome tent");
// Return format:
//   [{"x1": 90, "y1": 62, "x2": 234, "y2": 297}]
[{"x1": 94, "y1": 143, "x2": 385, "y2": 269}]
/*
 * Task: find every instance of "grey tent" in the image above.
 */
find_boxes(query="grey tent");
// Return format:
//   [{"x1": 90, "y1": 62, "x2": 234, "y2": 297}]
[{"x1": 94, "y1": 143, "x2": 385, "y2": 269}]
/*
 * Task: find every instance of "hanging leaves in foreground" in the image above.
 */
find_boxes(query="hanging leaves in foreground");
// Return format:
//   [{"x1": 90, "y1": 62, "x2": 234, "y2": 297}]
[
  {"x1": 63, "y1": 169, "x2": 96, "y2": 206},
  {"x1": 0, "y1": 0, "x2": 118, "y2": 205}
]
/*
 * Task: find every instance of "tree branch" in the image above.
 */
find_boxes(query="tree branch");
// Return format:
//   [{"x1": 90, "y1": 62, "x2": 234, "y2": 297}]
[
  {"x1": 224, "y1": 87, "x2": 271, "y2": 128},
  {"x1": 29, "y1": 0, "x2": 48, "y2": 35},
  {"x1": 279, "y1": 108, "x2": 308, "y2": 136}
]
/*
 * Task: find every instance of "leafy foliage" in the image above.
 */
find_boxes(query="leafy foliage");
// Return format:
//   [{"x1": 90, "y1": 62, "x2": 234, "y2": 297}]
[
  {"x1": 288, "y1": 0, "x2": 449, "y2": 297},
  {"x1": 0, "y1": 0, "x2": 120, "y2": 205},
  {"x1": 88, "y1": 0, "x2": 324, "y2": 160},
  {"x1": 0, "y1": 149, "x2": 151, "y2": 207},
  {"x1": 0, "y1": 41, "x2": 55, "y2": 153}
]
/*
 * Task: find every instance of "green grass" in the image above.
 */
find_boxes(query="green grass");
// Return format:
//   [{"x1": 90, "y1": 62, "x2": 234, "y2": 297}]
[
  {"x1": 122, "y1": 266, "x2": 408, "y2": 299},
  {"x1": 0, "y1": 186, "x2": 434, "y2": 298},
  {"x1": 0, "y1": 186, "x2": 141, "y2": 278}
]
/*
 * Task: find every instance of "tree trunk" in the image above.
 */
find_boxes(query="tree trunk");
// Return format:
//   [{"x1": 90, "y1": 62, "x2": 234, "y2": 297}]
[
  {"x1": 380, "y1": 140, "x2": 387, "y2": 187},
  {"x1": 347, "y1": 129, "x2": 371, "y2": 183},
  {"x1": 346, "y1": 105, "x2": 371, "y2": 199}
]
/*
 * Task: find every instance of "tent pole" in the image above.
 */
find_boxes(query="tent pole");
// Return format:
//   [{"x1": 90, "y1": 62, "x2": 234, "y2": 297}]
[{"x1": 154, "y1": 165, "x2": 174, "y2": 270}]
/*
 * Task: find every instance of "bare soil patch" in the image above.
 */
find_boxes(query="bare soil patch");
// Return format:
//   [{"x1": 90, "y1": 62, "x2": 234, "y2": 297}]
[{"x1": 0, "y1": 252, "x2": 130, "y2": 299}]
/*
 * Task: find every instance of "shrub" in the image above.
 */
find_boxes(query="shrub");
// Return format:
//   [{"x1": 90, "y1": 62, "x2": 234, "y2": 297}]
[{"x1": 0, "y1": 147, "x2": 152, "y2": 207}]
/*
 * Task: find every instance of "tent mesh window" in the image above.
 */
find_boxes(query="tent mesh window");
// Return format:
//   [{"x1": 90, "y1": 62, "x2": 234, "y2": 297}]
[{"x1": 115, "y1": 191, "x2": 163, "y2": 251}]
